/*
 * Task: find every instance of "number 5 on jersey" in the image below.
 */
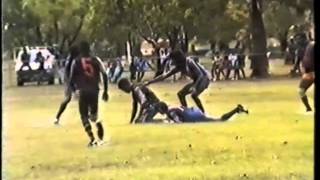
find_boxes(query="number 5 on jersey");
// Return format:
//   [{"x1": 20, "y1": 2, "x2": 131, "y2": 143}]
[{"x1": 81, "y1": 58, "x2": 94, "y2": 77}]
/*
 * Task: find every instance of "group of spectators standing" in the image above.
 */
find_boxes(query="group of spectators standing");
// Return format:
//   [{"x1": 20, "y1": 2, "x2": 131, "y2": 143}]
[
  {"x1": 105, "y1": 56, "x2": 154, "y2": 84},
  {"x1": 129, "y1": 56, "x2": 154, "y2": 82},
  {"x1": 210, "y1": 47, "x2": 246, "y2": 81}
]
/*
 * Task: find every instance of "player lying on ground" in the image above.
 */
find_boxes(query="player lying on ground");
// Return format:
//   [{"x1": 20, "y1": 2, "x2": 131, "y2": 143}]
[
  {"x1": 298, "y1": 41, "x2": 314, "y2": 112},
  {"x1": 68, "y1": 41, "x2": 109, "y2": 147},
  {"x1": 118, "y1": 78, "x2": 162, "y2": 124},
  {"x1": 54, "y1": 45, "x2": 80, "y2": 125},
  {"x1": 156, "y1": 102, "x2": 248, "y2": 123},
  {"x1": 144, "y1": 49, "x2": 210, "y2": 113}
]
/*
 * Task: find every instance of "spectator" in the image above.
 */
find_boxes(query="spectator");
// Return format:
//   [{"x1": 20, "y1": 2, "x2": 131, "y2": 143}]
[
  {"x1": 137, "y1": 58, "x2": 153, "y2": 82},
  {"x1": 107, "y1": 59, "x2": 117, "y2": 81},
  {"x1": 163, "y1": 58, "x2": 177, "y2": 82},
  {"x1": 285, "y1": 38, "x2": 296, "y2": 65},
  {"x1": 216, "y1": 54, "x2": 226, "y2": 81},
  {"x1": 237, "y1": 49, "x2": 246, "y2": 79},
  {"x1": 129, "y1": 57, "x2": 138, "y2": 81},
  {"x1": 291, "y1": 33, "x2": 309, "y2": 75},
  {"x1": 226, "y1": 51, "x2": 237, "y2": 80},
  {"x1": 112, "y1": 58, "x2": 124, "y2": 83},
  {"x1": 154, "y1": 48, "x2": 169, "y2": 78},
  {"x1": 233, "y1": 55, "x2": 241, "y2": 80},
  {"x1": 211, "y1": 55, "x2": 219, "y2": 81},
  {"x1": 19, "y1": 47, "x2": 32, "y2": 71},
  {"x1": 35, "y1": 51, "x2": 45, "y2": 70}
]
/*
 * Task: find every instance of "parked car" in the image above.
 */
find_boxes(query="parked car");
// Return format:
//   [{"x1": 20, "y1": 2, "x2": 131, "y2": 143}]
[{"x1": 14, "y1": 46, "x2": 56, "y2": 86}]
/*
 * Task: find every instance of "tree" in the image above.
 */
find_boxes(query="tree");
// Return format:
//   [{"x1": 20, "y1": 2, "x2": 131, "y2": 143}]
[
  {"x1": 248, "y1": 0, "x2": 269, "y2": 78},
  {"x1": 263, "y1": 0, "x2": 312, "y2": 54},
  {"x1": 3, "y1": 0, "x2": 42, "y2": 50},
  {"x1": 3, "y1": 0, "x2": 92, "y2": 54}
]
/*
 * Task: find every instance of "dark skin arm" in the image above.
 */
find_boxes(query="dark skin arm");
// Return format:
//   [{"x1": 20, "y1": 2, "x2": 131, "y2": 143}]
[
  {"x1": 130, "y1": 94, "x2": 138, "y2": 124},
  {"x1": 96, "y1": 57, "x2": 109, "y2": 101},
  {"x1": 147, "y1": 61, "x2": 155, "y2": 71},
  {"x1": 135, "y1": 104, "x2": 145, "y2": 123},
  {"x1": 145, "y1": 67, "x2": 180, "y2": 86}
]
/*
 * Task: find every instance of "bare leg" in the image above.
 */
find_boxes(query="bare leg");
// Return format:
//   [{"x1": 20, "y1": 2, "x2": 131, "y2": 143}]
[
  {"x1": 55, "y1": 88, "x2": 72, "y2": 124},
  {"x1": 177, "y1": 83, "x2": 193, "y2": 108},
  {"x1": 299, "y1": 74, "x2": 314, "y2": 111},
  {"x1": 191, "y1": 94, "x2": 205, "y2": 113}
]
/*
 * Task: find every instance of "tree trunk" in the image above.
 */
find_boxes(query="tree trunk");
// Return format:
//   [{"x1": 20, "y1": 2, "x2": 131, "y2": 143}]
[
  {"x1": 249, "y1": 0, "x2": 269, "y2": 78},
  {"x1": 35, "y1": 25, "x2": 43, "y2": 45},
  {"x1": 127, "y1": 32, "x2": 133, "y2": 62},
  {"x1": 116, "y1": 42, "x2": 122, "y2": 57},
  {"x1": 54, "y1": 20, "x2": 59, "y2": 44},
  {"x1": 183, "y1": 30, "x2": 189, "y2": 53},
  {"x1": 59, "y1": 35, "x2": 67, "y2": 54},
  {"x1": 167, "y1": 27, "x2": 179, "y2": 50},
  {"x1": 68, "y1": 15, "x2": 85, "y2": 47}
]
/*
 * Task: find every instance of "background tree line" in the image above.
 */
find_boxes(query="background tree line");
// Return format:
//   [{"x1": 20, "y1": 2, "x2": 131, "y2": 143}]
[{"x1": 3, "y1": 0, "x2": 313, "y2": 78}]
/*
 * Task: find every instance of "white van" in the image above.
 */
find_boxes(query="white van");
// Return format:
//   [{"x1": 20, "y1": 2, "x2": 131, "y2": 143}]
[{"x1": 14, "y1": 46, "x2": 56, "y2": 86}]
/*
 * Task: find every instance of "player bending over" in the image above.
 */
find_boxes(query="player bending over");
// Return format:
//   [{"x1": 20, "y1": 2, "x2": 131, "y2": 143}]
[
  {"x1": 118, "y1": 78, "x2": 162, "y2": 124},
  {"x1": 68, "y1": 41, "x2": 109, "y2": 147},
  {"x1": 298, "y1": 41, "x2": 314, "y2": 112},
  {"x1": 157, "y1": 102, "x2": 248, "y2": 123},
  {"x1": 54, "y1": 45, "x2": 80, "y2": 125},
  {"x1": 144, "y1": 49, "x2": 210, "y2": 113}
]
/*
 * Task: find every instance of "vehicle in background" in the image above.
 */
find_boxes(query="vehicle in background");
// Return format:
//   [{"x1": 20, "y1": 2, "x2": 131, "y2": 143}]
[{"x1": 13, "y1": 46, "x2": 56, "y2": 86}]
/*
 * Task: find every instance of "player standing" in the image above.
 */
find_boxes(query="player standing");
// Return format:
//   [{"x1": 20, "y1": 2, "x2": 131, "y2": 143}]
[
  {"x1": 68, "y1": 41, "x2": 109, "y2": 147},
  {"x1": 298, "y1": 41, "x2": 314, "y2": 112},
  {"x1": 144, "y1": 49, "x2": 210, "y2": 113},
  {"x1": 54, "y1": 46, "x2": 80, "y2": 125}
]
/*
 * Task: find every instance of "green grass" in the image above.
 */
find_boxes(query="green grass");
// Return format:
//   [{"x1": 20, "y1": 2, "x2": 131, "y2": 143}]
[{"x1": 3, "y1": 79, "x2": 314, "y2": 180}]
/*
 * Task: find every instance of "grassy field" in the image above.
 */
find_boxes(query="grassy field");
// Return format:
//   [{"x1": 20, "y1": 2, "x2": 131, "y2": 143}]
[{"x1": 3, "y1": 79, "x2": 314, "y2": 180}]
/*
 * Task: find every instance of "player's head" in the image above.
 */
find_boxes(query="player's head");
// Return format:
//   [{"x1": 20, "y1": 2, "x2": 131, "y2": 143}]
[
  {"x1": 118, "y1": 78, "x2": 132, "y2": 93},
  {"x1": 23, "y1": 46, "x2": 27, "y2": 53},
  {"x1": 157, "y1": 101, "x2": 169, "y2": 114},
  {"x1": 79, "y1": 41, "x2": 91, "y2": 56}
]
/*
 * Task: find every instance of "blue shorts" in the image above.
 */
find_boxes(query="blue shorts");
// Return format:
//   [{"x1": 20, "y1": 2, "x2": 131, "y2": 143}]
[{"x1": 182, "y1": 107, "x2": 206, "y2": 122}]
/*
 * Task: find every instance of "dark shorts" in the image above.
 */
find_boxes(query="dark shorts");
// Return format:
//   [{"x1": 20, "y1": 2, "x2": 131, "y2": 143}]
[
  {"x1": 179, "y1": 77, "x2": 210, "y2": 96},
  {"x1": 192, "y1": 77, "x2": 210, "y2": 96},
  {"x1": 79, "y1": 90, "x2": 99, "y2": 122},
  {"x1": 136, "y1": 103, "x2": 158, "y2": 123},
  {"x1": 299, "y1": 72, "x2": 314, "y2": 89}
]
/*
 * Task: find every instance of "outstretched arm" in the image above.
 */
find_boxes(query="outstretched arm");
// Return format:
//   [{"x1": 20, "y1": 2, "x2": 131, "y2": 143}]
[
  {"x1": 147, "y1": 61, "x2": 155, "y2": 71},
  {"x1": 145, "y1": 67, "x2": 179, "y2": 86}
]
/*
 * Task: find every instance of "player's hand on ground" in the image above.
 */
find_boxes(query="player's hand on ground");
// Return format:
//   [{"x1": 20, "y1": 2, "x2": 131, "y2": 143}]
[{"x1": 102, "y1": 91, "x2": 109, "y2": 102}]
